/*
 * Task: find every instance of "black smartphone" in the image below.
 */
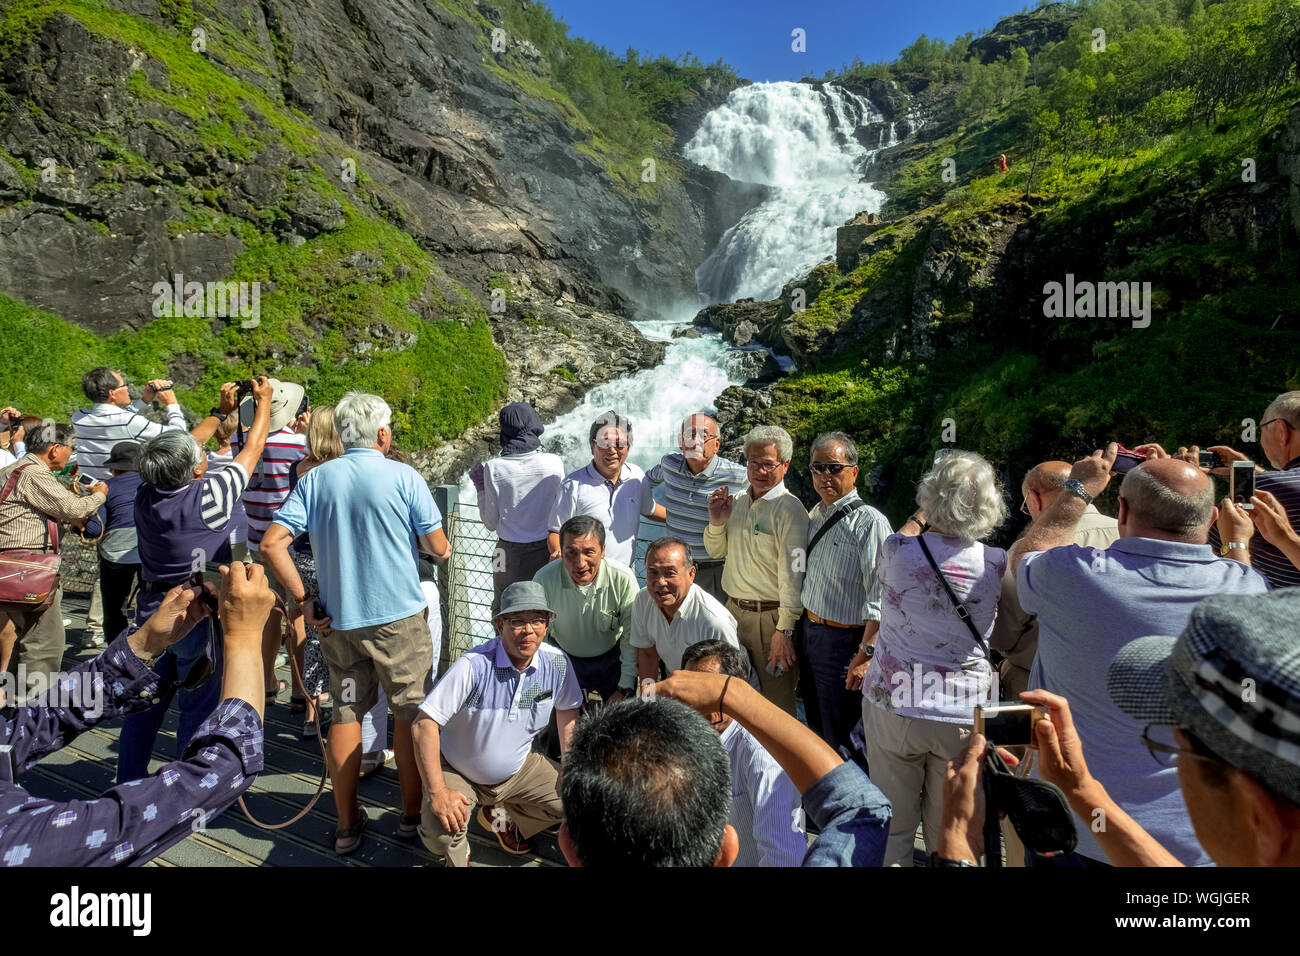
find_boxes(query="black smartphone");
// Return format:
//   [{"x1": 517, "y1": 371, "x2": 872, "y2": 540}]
[
  {"x1": 1231, "y1": 460, "x2": 1256, "y2": 509},
  {"x1": 1111, "y1": 443, "x2": 1146, "y2": 475},
  {"x1": 1198, "y1": 449, "x2": 1223, "y2": 470},
  {"x1": 188, "y1": 571, "x2": 220, "y2": 615}
]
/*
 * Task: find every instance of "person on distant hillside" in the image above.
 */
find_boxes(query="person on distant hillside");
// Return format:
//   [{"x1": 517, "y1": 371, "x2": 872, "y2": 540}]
[{"x1": 997, "y1": 154, "x2": 1009, "y2": 173}]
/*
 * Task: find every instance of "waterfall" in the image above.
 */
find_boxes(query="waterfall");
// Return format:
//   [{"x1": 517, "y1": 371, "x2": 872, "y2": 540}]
[{"x1": 686, "y1": 82, "x2": 889, "y2": 304}]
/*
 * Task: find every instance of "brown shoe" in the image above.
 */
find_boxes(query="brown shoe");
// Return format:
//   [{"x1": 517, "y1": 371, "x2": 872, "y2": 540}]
[{"x1": 476, "y1": 805, "x2": 532, "y2": 855}]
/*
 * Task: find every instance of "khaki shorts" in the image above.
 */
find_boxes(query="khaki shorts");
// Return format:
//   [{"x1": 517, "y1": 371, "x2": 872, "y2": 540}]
[{"x1": 320, "y1": 610, "x2": 433, "y2": 723}]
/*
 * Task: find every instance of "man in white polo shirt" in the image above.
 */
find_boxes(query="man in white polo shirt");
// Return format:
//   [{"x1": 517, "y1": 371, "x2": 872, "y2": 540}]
[
  {"x1": 633, "y1": 536, "x2": 740, "y2": 679},
  {"x1": 413, "y1": 581, "x2": 583, "y2": 867},
  {"x1": 547, "y1": 410, "x2": 662, "y2": 569}
]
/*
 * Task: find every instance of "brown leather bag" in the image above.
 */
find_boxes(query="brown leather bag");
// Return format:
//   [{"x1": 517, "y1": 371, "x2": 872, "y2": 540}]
[{"x1": 0, "y1": 463, "x2": 62, "y2": 612}]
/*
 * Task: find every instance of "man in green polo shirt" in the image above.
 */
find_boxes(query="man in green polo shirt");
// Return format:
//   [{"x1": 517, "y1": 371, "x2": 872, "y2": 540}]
[{"x1": 533, "y1": 515, "x2": 638, "y2": 707}]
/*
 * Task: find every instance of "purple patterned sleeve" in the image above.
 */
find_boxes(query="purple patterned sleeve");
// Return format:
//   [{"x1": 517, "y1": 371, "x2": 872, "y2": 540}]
[{"x1": 0, "y1": 699, "x2": 263, "y2": 867}]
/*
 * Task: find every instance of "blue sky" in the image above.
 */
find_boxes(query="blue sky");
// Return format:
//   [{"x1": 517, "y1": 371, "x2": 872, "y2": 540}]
[{"x1": 543, "y1": 0, "x2": 1040, "y2": 81}]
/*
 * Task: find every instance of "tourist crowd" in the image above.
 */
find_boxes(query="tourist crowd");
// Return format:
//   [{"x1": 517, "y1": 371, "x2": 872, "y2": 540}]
[{"x1": 0, "y1": 372, "x2": 1298, "y2": 868}]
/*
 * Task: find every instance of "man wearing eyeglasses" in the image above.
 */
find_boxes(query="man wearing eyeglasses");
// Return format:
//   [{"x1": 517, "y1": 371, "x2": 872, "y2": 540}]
[
  {"x1": 704, "y1": 425, "x2": 808, "y2": 716},
  {"x1": 802, "y1": 433, "x2": 892, "y2": 755},
  {"x1": 1202, "y1": 390, "x2": 1300, "y2": 589},
  {"x1": 413, "y1": 581, "x2": 582, "y2": 867},
  {"x1": 1008, "y1": 445, "x2": 1268, "y2": 866},
  {"x1": 644, "y1": 414, "x2": 747, "y2": 604},
  {"x1": 548, "y1": 410, "x2": 661, "y2": 570},
  {"x1": 71, "y1": 368, "x2": 187, "y2": 481}
]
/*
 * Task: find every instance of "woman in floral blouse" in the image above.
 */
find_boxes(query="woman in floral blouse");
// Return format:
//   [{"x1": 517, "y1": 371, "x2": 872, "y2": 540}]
[{"x1": 861, "y1": 450, "x2": 1008, "y2": 866}]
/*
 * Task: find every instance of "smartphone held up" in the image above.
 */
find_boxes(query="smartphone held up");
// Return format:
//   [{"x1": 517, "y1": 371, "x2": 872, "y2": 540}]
[
  {"x1": 1230, "y1": 460, "x2": 1256, "y2": 509},
  {"x1": 975, "y1": 702, "x2": 1049, "y2": 748}
]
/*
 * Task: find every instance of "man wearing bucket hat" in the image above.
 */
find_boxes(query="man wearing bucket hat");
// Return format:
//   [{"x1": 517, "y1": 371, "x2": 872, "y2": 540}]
[
  {"x1": 230, "y1": 378, "x2": 310, "y2": 707},
  {"x1": 412, "y1": 581, "x2": 583, "y2": 866},
  {"x1": 938, "y1": 589, "x2": 1300, "y2": 866}
]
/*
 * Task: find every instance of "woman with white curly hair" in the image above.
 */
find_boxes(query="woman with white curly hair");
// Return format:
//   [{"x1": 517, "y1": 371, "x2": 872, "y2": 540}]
[{"x1": 860, "y1": 449, "x2": 1009, "y2": 866}]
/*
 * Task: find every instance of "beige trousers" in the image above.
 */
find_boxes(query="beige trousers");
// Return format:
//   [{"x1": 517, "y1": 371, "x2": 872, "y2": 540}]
[
  {"x1": 862, "y1": 699, "x2": 971, "y2": 867},
  {"x1": 727, "y1": 599, "x2": 797, "y2": 715},
  {"x1": 419, "y1": 752, "x2": 562, "y2": 867}
]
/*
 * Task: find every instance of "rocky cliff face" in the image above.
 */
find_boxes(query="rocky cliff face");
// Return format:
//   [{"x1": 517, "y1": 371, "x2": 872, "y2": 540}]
[{"x1": 0, "y1": 0, "x2": 768, "y2": 482}]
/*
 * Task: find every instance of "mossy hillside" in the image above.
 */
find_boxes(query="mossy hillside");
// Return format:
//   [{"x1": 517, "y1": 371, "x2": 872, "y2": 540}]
[{"x1": 0, "y1": 1, "x2": 508, "y2": 446}]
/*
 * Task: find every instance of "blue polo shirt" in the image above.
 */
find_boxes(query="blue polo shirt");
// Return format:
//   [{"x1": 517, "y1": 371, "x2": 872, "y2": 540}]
[
  {"x1": 420, "y1": 638, "x2": 582, "y2": 784},
  {"x1": 1020, "y1": 537, "x2": 1268, "y2": 865},
  {"x1": 271, "y1": 448, "x2": 442, "y2": 630}
]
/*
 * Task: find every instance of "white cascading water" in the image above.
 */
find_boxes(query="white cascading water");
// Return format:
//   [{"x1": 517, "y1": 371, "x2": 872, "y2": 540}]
[
  {"x1": 687, "y1": 82, "x2": 889, "y2": 303},
  {"x1": 455, "y1": 82, "x2": 889, "y2": 641}
]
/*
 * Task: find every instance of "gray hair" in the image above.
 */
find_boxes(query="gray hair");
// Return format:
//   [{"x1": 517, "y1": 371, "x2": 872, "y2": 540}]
[
  {"x1": 25, "y1": 420, "x2": 73, "y2": 455},
  {"x1": 1265, "y1": 390, "x2": 1300, "y2": 429},
  {"x1": 810, "y1": 431, "x2": 858, "y2": 465},
  {"x1": 743, "y1": 425, "x2": 793, "y2": 464},
  {"x1": 139, "y1": 430, "x2": 203, "y2": 490},
  {"x1": 916, "y1": 449, "x2": 1007, "y2": 542},
  {"x1": 1119, "y1": 466, "x2": 1215, "y2": 538},
  {"x1": 335, "y1": 392, "x2": 392, "y2": 449},
  {"x1": 645, "y1": 536, "x2": 695, "y2": 569}
]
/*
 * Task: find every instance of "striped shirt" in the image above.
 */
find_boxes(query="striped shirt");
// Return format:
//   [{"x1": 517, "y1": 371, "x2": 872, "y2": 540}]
[
  {"x1": 721, "y1": 720, "x2": 806, "y2": 867},
  {"x1": 71, "y1": 401, "x2": 187, "y2": 481},
  {"x1": 232, "y1": 427, "x2": 307, "y2": 551},
  {"x1": 198, "y1": 462, "x2": 250, "y2": 532},
  {"x1": 0, "y1": 455, "x2": 104, "y2": 550},
  {"x1": 1208, "y1": 456, "x2": 1300, "y2": 589},
  {"x1": 645, "y1": 452, "x2": 748, "y2": 562},
  {"x1": 801, "y1": 491, "x2": 892, "y2": 625}
]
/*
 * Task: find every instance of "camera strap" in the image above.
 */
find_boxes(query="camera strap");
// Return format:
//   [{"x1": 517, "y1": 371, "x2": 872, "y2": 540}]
[
  {"x1": 805, "y1": 498, "x2": 865, "y2": 561},
  {"x1": 915, "y1": 534, "x2": 987, "y2": 654}
]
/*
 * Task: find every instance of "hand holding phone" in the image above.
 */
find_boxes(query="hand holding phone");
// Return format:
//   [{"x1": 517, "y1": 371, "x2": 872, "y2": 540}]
[
  {"x1": 974, "y1": 702, "x2": 1049, "y2": 747},
  {"x1": 1231, "y1": 460, "x2": 1256, "y2": 509}
]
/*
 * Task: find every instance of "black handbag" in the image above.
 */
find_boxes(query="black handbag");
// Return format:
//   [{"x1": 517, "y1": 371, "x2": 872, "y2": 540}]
[{"x1": 983, "y1": 746, "x2": 1078, "y2": 865}]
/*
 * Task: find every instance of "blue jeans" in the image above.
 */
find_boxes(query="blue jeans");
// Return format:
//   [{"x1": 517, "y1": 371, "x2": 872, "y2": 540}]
[{"x1": 115, "y1": 591, "x2": 223, "y2": 785}]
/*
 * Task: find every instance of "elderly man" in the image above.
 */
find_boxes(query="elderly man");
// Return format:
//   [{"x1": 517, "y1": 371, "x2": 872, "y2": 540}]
[
  {"x1": 704, "y1": 425, "x2": 808, "y2": 715},
  {"x1": 633, "y1": 536, "x2": 740, "y2": 680},
  {"x1": 262, "y1": 391, "x2": 450, "y2": 855},
  {"x1": 941, "y1": 589, "x2": 1300, "y2": 868},
  {"x1": 548, "y1": 410, "x2": 661, "y2": 569},
  {"x1": 115, "y1": 378, "x2": 274, "y2": 784},
  {"x1": 479, "y1": 402, "x2": 565, "y2": 609},
  {"x1": 682, "y1": 639, "x2": 806, "y2": 866},
  {"x1": 1010, "y1": 445, "x2": 1269, "y2": 867},
  {"x1": 72, "y1": 370, "x2": 186, "y2": 649},
  {"x1": 0, "y1": 422, "x2": 106, "y2": 693},
  {"x1": 71, "y1": 368, "x2": 186, "y2": 480},
  {"x1": 645, "y1": 414, "x2": 747, "y2": 603},
  {"x1": 414, "y1": 581, "x2": 582, "y2": 867},
  {"x1": 533, "y1": 515, "x2": 638, "y2": 704},
  {"x1": 799, "y1": 432, "x2": 892, "y2": 755},
  {"x1": 990, "y1": 460, "x2": 1119, "y2": 699},
  {"x1": 1201, "y1": 390, "x2": 1300, "y2": 589}
]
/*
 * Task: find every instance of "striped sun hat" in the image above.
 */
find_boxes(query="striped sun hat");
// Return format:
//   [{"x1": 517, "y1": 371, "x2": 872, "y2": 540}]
[{"x1": 1107, "y1": 589, "x2": 1300, "y2": 806}]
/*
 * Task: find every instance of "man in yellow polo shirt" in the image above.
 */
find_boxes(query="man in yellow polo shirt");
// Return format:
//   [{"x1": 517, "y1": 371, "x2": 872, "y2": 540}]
[
  {"x1": 704, "y1": 425, "x2": 808, "y2": 715},
  {"x1": 533, "y1": 515, "x2": 638, "y2": 706}
]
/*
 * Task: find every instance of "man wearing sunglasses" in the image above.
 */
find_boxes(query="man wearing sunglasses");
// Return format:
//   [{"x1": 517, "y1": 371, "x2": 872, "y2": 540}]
[
  {"x1": 939, "y1": 589, "x2": 1300, "y2": 867},
  {"x1": 802, "y1": 433, "x2": 892, "y2": 756}
]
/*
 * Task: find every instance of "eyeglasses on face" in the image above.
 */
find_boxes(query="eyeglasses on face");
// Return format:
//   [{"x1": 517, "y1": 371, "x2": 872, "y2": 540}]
[
  {"x1": 1020, "y1": 498, "x2": 1031, "y2": 515},
  {"x1": 1140, "y1": 723, "x2": 1226, "y2": 769},
  {"x1": 749, "y1": 460, "x2": 783, "y2": 473},
  {"x1": 1260, "y1": 418, "x2": 1291, "y2": 432},
  {"x1": 809, "y1": 461, "x2": 852, "y2": 475},
  {"x1": 594, "y1": 439, "x2": 629, "y2": 450},
  {"x1": 506, "y1": 617, "x2": 549, "y2": 633},
  {"x1": 682, "y1": 430, "x2": 718, "y2": 442}
]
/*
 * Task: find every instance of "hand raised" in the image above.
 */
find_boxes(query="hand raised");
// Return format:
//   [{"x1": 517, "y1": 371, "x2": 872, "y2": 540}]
[{"x1": 707, "y1": 485, "x2": 733, "y2": 525}]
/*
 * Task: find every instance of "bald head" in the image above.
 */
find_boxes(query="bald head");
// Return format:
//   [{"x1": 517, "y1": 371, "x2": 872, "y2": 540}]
[
  {"x1": 1022, "y1": 461, "x2": 1072, "y2": 520},
  {"x1": 679, "y1": 413, "x2": 721, "y2": 468},
  {"x1": 1119, "y1": 459, "x2": 1215, "y2": 541}
]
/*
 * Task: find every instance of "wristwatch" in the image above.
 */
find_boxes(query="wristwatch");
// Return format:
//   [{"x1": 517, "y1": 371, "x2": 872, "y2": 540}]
[
  {"x1": 779, "y1": 628, "x2": 794, "y2": 638},
  {"x1": 1062, "y1": 478, "x2": 1093, "y2": 505},
  {"x1": 859, "y1": 643, "x2": 875, "y2": 660},
  {"x1": 928, "y1": 852, "x2": 976, "y2": 867},
  {"x1": 1219, "y1": 542, "x2": 1248, "y2": 556}
]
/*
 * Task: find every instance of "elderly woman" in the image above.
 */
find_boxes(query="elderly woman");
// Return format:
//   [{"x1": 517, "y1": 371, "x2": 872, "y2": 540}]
[
  {"x1": 860, "y1": 449, "x2": 1008, "y2": 866},
  {"x1": 115, "y1": 377, "x2": 273, "y2": 784}
]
